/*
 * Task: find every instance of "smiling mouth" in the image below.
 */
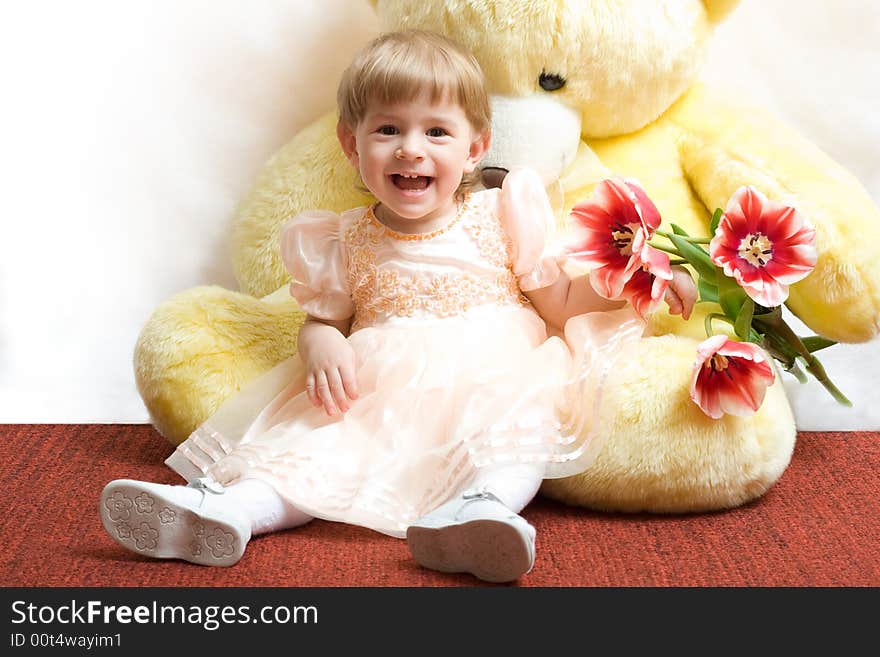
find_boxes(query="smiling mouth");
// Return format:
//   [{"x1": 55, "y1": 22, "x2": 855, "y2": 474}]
[{"x1": 391, "y1": 174, "x2": 433, "y2": 191}]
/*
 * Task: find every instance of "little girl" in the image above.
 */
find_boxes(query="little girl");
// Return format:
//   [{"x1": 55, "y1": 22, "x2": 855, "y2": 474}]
[{"x1": 101, "y1": 30, "x2": 695, "y2": 582}]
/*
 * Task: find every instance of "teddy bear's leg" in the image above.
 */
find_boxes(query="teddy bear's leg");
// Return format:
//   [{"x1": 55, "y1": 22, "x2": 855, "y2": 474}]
[
  {"x1": 134, "y1": 285, "x2": 306, "y2": 445},
  {"x1": 541, "y1": 334, "x2": 796, "y2": 513}
]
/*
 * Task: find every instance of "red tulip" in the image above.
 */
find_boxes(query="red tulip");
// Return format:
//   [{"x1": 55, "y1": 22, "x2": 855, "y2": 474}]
[
  {"x1": 709, "y1": 186, "x2": 816, "y2": 307},
  {"x1": 568, "y1": 178, "x2": 663, "y2": 300},
  {"x1": 690, "y1": 335, "x2": 776, "y2": 419},
  {"x1": 619, "y1": 243, "x2": 673, "y2": 319}
]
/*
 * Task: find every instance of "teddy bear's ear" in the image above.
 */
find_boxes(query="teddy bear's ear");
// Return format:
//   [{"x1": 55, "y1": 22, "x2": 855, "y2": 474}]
[{"x1": 702, "y1": 0, "x2": 740, "y2": 24}]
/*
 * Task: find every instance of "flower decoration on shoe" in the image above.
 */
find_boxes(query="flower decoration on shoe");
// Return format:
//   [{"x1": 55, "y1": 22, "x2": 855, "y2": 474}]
[
  {"x1": 709, "y1": 186, "x2": 817, "y2": 307},
  {"x1": 690, "y1": 335, "x2": 776, "y2": 419},
  {"x1": 134, "y1": 492, "x2": 154, "y2": 515},
  {"x1": 158, "y1": 507, "x2": 176, "y2": 524},
  {"x1": 568, "y1": 177, "x2": 663, "y2": 300},
  {"x1": 205, "y1": 528, "x2": 235, "y2": 559},
  {"x1": 104, "y1": 491, "x2": 133, "y2": 522},
  {"x1": 132, "y1": 522, "x2": 159, "y2": 550},
  {"x1": 115, "y1": 523, "x2": 132, "y2": 540},
  {"x1": 564, "y1": 178, "x2": 850, "y2": 419}
]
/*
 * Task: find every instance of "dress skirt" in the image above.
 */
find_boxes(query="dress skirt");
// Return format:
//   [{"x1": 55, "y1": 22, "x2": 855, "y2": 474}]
[{"x1": 166, "y1": 303, "x2": 643, "y2": 537}]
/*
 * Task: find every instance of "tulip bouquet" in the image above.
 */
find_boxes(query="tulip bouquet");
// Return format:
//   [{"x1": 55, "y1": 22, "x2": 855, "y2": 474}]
[{"x1": 566, "y1": 179, "x2": 851, "y2": 419}]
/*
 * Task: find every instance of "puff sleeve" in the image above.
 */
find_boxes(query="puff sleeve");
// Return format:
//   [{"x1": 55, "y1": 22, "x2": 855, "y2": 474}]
[
  {"x1": 499, "y1": 167, "x2": 562, "y2": 292},
  {"x1": 280, "y1": 210, "x2": 355, "y2": 321}
]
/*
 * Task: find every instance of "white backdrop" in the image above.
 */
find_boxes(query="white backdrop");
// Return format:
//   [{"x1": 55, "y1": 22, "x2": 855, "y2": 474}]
[{"x1": 0, "y1": 0, "x2": 877, "y2": 428}]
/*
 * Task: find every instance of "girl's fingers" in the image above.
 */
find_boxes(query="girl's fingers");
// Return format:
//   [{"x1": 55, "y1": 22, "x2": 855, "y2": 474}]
[
  {"x1": 326, "y1": 368, "x2": 349, "y2": 413},
  {"x1": 682, "y1": 285, "x2": 697, "y2": 320},
  {"x1": 664, "y1": 286, "x2": 683, "y2": 315},
  {"x1": 340, "y1": 364, "x2": 359, "y2": 401},
  {"x1": 667, "y1": 267, "x2": 697, "y2": 320},
  {"x1": 305, "y1": 374, "x2": 319, "y2": 407},
  {"x1": 313, "y1": 370, "x2": 338, "y2": 416},
  {"x1": 673, "y1": 268, "x2": 697, "y2": 320}
]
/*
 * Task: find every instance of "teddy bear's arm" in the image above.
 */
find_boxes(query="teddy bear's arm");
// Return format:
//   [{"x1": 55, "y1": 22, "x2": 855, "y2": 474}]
[
  {"x1": 231, "y1": 111, "x2": 373, "y2": 298},
  {"x1": 669, "y1": 83, "x2": 880, "y2": 343}
]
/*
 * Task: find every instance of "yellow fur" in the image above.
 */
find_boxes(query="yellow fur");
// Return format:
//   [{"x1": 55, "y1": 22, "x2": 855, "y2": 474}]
[
  {"x1": 377, "y1": 0, "x2": 714, "y2": 138},
  {"x1": 541, "y1": 335, "x2": 795, "y2": 512},
  {"x1": 232, "y1": 113, "x2": 374, "y2": 297},
  {"x1": 134, "y1": 286, "x2": 306, "y2": 443},
  {"x1": 133, "y1": 0, "x2": 879, "y2": 512}
]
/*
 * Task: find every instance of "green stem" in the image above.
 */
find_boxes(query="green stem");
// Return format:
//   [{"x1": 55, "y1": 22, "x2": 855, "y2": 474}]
[
  {"x1": 669, "y1": 259, "x2": 688, "y2": 266},
  {"x1": 787, "y1": 361, "x2": 809, "y2": 384},
  {"x1": 704, "y1": 313, "x2": 733, "y2": 337},
  {"x1": 754, "y1": 311, "x2": 852, "y2": 406},
  {"x1": 704, "y1": 312, "x2": 762, "y2": 344},
  {"x1": 656, "y1": 230, "x2": 711, "y2": 244},
  {"x1": 761, "y1": 329, "x2": 798, "y2": 369},
  {"x1": 648, "y1": 242, "x2": 683, "y2": 257}
]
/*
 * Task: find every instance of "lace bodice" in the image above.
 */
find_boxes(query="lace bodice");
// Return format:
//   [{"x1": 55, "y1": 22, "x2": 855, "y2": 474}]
[{"x1": 281, "y1": 168, "x2": 561, "y2": 331}]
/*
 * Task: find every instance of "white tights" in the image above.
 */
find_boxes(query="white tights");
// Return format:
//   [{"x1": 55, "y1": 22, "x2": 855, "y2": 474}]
[
  {"x1": 466, "y1": 462, "x2": 545, "y2": 513},
  {"x1": 220, "y1": 462, "x2": 544, "y2": 536},
  {"x1": 221, "y1": 479, "x2": 314, "y2": 535}
]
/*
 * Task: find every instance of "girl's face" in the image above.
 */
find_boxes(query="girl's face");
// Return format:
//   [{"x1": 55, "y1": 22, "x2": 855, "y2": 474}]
[{"x1": 337, "y1": 92, "x2": 489, "y2": 232}]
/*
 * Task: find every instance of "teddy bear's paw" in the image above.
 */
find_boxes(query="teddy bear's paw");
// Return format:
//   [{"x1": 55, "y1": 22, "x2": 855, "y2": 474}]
[
  {"x1": 134, "y1": 285, "x2": 306, "y2": 445},
  {"x1": 673, "y1": 86, "x2": 880, "y2": 343},
  {"x1": 541, "y1": 334, "x2": 796, "y2": 513}
]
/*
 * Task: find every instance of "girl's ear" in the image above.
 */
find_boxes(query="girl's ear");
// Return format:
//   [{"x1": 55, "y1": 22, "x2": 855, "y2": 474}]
[
  {"x1": 337, "y1": 121, "x2": 359, "y2": 167},
  {"x1": 464, "y1": 130, "x2": 491, "y2": 174}
]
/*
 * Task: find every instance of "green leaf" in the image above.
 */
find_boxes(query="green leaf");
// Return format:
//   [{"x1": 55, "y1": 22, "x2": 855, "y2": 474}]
[
  {"x1": 667, "y1": 233, "x2": 717, "y2": 285},
  {"x1": 709, "y1": 208, "x2": 723, "y2": 235},
  {"x1": 670, "y1": 223, "x2": 690, "y2": 237},
  {"x1": 697, "y1": 278, "x2": 718, "y2": 303},
  {"x1": 716, "y1": 272, "x2": 748, "y2": 321},
  {"x1": 802, "y1": 336, "x2": 837, "y2": 353},
  {"x1": 734, "y1": 297, "x2": 755, "y2": 340}
]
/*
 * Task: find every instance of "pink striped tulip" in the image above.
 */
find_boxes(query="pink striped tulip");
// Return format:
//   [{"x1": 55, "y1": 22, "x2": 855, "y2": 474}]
[
  {"x1": 690, "y1": 335, "x2": 776, "y2": 419},
  {"x1": 709, "y1": 187, "x2": 816, "y2": 308}
]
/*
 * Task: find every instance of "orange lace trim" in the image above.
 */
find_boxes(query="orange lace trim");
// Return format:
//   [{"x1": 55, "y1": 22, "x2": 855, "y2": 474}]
[
  {"x1": 365, "y1": 196, "x2": 471, "y2": 242},
  {"x1": 345, "y1": 197, "x2": 523, "y2": 329}
]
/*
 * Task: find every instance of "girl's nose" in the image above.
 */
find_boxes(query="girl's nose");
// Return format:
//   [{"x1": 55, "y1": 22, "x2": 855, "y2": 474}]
[{"x1": 394, "y1": 136, "x2": 425, "y2": 161}]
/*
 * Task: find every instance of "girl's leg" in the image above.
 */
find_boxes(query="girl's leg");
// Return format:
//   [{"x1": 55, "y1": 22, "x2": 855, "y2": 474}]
[
  {"x1": 99, "y1": 477, "x2": 312, "y2": 567},
  {"x1": 406, "y1": 463, "x2": 545, "y2": 583},
  {"x1": 222, "y1": 478, "x2": 313, "y2": 535},
  {"x1": 466, "y1": 462, "x2": 544, "y2": 513}
]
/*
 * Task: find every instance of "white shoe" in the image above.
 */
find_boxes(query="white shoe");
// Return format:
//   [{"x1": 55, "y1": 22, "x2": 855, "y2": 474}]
[
  {"x1": 406, "y1": 489, "x2": 536, "y2": 583},
  {"x1": 99, "y1": 478, "x2": 251, "y2": 567}
]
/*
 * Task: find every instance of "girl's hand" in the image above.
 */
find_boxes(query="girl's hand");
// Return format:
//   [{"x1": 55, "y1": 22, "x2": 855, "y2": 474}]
[
  {"x1": 664, "y1": 265, "x2": 698, "y2": 320},
  {"x1": 304, "y1": 342, "x2": 359, "y2": 416},
  {"x1": 298, "y1": 317, "x2": 359, "y2": 417}
]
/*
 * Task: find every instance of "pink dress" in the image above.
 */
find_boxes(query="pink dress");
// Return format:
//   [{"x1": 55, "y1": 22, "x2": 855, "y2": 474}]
[{"x1": 166, "y1": 169, "x2": 643, "y2": 537}]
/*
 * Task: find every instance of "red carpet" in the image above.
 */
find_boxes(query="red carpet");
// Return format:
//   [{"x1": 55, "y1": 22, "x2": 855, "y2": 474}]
[{"x1": 0, "y1": 424, "x2": 877, "y2": 587}]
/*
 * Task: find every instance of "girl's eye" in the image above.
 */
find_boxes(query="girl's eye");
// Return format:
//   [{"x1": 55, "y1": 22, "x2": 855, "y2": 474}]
[
  {"x1": 377, "y1": 125, "x2": 398, "y2": 135},
  {"x1": 427, "y1": 127, "x2": 447, "y2": 137}
]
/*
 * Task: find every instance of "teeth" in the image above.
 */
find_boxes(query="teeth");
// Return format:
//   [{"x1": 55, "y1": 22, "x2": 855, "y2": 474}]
[{"x1": 397, "y1": 173, "x2": 424, "y2": 178}]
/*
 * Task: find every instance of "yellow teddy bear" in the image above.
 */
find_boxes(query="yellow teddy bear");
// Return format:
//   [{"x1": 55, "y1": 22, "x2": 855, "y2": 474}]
[{"x1": 135, "y1": 0, "x2": 880, "y2": 512}]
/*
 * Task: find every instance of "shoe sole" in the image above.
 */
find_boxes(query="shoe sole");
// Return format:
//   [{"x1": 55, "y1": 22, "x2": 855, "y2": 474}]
[
  {"x1": 99, "y1": 480, "x2": 245, "y2": 567},
  {"x1": 406, "y1": 518, "x2": 535, "y2": 583}
]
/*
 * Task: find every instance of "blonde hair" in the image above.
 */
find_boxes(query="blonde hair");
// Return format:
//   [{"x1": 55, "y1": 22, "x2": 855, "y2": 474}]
[{"x1": 337, "y1": 30, "x2": 491, "y2": 198}]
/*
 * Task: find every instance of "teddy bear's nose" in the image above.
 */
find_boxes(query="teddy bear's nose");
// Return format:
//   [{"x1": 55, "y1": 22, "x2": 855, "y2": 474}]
[{"x1": 480, "y1": 167, "x2": 509, "y2": 189}]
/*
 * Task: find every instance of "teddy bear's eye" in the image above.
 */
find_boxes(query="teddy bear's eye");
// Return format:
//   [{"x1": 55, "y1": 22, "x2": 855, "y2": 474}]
[{"x1": 538, "y1": 71, "x2": 566, "y2": 91}]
